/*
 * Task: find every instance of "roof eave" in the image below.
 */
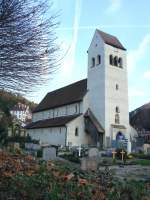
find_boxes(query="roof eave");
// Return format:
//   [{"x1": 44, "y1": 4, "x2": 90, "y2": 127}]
[{"x1": 105, "y1": 42, "x2": 126, "y2": 51}]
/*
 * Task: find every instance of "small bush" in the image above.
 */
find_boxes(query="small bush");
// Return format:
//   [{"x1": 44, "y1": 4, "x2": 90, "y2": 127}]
[
  {"x1": 130, "y1": 153, "x2": 150, "y2": 159},
  {"x1": 107, "y1": 180, "x2": 149, "y2": 200},
  {"x1": 60, "y1": 154, "x2": 81, "y2": 164}
]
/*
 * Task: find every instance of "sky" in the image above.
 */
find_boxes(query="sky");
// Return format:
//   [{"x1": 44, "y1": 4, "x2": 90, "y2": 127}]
[{"x1": 27, "y1": 0, "x2": 150, "y2": 111}]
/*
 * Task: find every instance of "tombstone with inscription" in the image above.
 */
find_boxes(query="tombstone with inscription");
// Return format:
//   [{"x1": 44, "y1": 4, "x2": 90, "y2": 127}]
[{"x1": 43, "y1": 147, "x2": 56, "y2": 161}]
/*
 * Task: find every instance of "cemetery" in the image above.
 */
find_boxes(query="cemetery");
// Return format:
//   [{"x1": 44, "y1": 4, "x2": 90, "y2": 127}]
[
  {"x1": 0, "y1": 125, "x2": 150, "y2": 199},
  {"x1": 0, "y1": 148, "x2": 150, "y2": 200},
  {"x1": 0, "y1": 140, "x2": 150, "y2": 199}
]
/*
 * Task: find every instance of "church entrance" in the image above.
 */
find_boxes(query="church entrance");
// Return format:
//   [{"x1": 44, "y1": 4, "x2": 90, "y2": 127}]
[{"x1": 116, "y1": 131, "x2": 127, "y2": 149}]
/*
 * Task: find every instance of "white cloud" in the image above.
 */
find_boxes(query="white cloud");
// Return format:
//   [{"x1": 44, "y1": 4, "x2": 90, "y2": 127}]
[
  {"x1": 127, "y1": 34, "x2": 150, "y2": 73},
  {"x1": 107, "y1": 0, "x2": 122, "y2": 13},
  {"x1": 143, "y1": 70, "x2": 150, "y2": 78},
  {"x1": 59, "y1": 0, "x2": 82, "y2": 77},
  {"x1": 129, "y1": 88, "x2": 144, "y2": 98}
]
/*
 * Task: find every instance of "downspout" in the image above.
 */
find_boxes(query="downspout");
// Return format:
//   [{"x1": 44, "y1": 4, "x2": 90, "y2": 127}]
[
  {"x1": 65, "y1": 125, "x2": 67, "y2": 146},
  {"x1": 79, "y1": 102, "x2": 80, "y2": 114}
]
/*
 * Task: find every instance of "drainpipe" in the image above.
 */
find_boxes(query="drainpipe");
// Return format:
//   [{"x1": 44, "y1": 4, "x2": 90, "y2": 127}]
[{"x1": 65, "y1": 125, "x2": 67, "y2": 146}]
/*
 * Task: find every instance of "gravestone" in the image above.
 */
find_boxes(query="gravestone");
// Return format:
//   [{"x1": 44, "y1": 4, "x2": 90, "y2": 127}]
[
  {"x1": 81, "y1": 157, "x2": 98, "y2": 171},
  {"x1": 143, "y1": 144, "x2": 150, "y2": 154},
  {"x1": 88, "y1": 148, "x2": 99, "y2": 158},
  {"x1": 43, "y1": 147, "x2": 56, "y2": 161}
]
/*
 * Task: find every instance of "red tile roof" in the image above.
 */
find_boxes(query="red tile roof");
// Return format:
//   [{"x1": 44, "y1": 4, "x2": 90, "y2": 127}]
[{"x1": 97, "y1": 29, "x2": 126, "y2": 50}]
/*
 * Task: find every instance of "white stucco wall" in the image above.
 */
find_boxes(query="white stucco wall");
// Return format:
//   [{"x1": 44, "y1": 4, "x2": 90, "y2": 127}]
[
  {"x1": 104, "y1": 44, "x2": 130, "y2": 143},
  {"x1": 32, "y1": 102, "x2": 81, "y2": 122},
  {"x1": 80, "y1": 93, "x2": 89, "y2": 114},
  {"x1": 27, "y1": 127, "x2": 66, "y2": 146},
  {"x1": 87, "y1": 31, "x2": 105, "y2": 128},
  {"x1": 66, "y1": 115, "x2": 90, "y2": 146}
]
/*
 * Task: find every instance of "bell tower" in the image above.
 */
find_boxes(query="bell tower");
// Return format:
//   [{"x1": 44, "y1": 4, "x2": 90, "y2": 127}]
[{"x1": 87, "y1": 29, "x2": 130, "y2": 148}]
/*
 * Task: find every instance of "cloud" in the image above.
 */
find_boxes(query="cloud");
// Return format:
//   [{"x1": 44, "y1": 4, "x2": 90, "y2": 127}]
[
  {"x1": 127, "y1": 34, "x2": 150, "y2": 73},
  {"x1": 57, "y1": 24, "x2": 150, "y2": 31},
  {"x1": 143, "y1": 70, "x2": 150, "y2": 78},
  {"x1": 129, "y1": 88, "x2": 144, "y2": 98},
  {"x1": 60, "y1": 0, "x2": 82, "y2": 77},
  {"x1": 106, "y1": 0, "x2": 122, "y2": 13}
]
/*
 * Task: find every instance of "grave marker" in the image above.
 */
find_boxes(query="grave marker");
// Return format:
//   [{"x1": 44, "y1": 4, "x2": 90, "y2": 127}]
[
  {"x1": 88, "y1": 148, "x2": 99, "y2": 158},
  {"x1": 43, "y1": 147, "x2": 56, "y2": 161}
]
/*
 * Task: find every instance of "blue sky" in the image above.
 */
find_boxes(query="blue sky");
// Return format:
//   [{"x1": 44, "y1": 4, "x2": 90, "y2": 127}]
[{"x1": 27, "y1": 0, "x2": 150, "y2": 111}]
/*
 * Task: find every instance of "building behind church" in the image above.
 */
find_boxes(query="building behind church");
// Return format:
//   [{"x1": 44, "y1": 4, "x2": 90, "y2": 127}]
[
  {"x1": 10, "y1": 102, "x2": 32, "y2": 126},
  {"x1": 26, "y1": 29, "x2": 134, "y2": 151}
]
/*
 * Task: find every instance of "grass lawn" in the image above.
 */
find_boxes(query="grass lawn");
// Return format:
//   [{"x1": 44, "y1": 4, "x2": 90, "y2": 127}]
[{"x1": 135, "y1": 159, "x2": 150, "y2": 166}]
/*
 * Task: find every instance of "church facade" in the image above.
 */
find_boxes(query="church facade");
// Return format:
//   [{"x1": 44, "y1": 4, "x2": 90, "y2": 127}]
[{"x1": 26, "y1": 29, "x2": 132, "y2": 150}]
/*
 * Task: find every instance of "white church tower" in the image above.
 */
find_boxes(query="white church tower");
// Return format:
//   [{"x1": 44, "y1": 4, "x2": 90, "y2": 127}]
[{"x1": 87, "y1": 29, "x2": 130, "y2": 148}]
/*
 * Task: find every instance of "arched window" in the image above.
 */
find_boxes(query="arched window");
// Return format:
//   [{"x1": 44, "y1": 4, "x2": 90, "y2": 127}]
[
  {"x1": 116, "y1": 84, "x2": 119, "y2": 90},
  {"x1": 109, "y1": 55, "x2": 113, "y2": 65},
  {"x1": 97, "y1": 55, "x2": 101, "y2": 65},
  {"x1": 91, "y1": 57, "x2": 95, "y2": 67},
  {"x1": 118, "y1": 57, "x2": 123, "y2": 68},
  {"x1": 116, "y1": 132, "x2": 125, "y2": 140},
  {"x1": 116, "y1": 106, "x2": 120, "y2": 113},
  {"x1": 115, "y1": 114, "x2": 120, "y2": 124},
  {"x1": 114, "y1": 56, "x2": 118, "y2": 66}
]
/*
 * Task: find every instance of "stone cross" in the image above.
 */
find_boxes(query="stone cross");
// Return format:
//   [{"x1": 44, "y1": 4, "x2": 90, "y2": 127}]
[
  {"x1": 78, "y1": 146, "x2": 82, "y2": 157},
  {"x1": 120, "y1": 149, "x2": 125, "y2": 161}
]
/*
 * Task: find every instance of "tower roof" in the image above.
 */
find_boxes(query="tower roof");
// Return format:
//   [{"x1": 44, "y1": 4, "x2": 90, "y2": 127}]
[{"x1": 96, "y1": 29, "x2": 126, "y2": 50}]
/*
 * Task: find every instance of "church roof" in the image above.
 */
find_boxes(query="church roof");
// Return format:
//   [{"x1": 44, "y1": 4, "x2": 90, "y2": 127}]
[
  {"x1": 84, "y1": 109, "x2": 104, "y2": 133},
  {"x1": 26, "y1": 114, "x2": 81, "y2": 129},
  {"x1": 97, "y1": 29, "x2": 126, "y2": 50},
  {"x1": 33, "y1": 79, "x2": 87, "y2": 113}
]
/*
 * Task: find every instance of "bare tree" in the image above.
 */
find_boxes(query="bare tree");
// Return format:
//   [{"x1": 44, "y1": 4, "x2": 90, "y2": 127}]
[{"x1": 0, "y1": 0, "x2": 59, "y2": 94}]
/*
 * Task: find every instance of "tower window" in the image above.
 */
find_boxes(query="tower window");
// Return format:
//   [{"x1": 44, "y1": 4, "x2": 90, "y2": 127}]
[
  {"x1": 115, "y1": 114, "x2": 120, "y2": 124},
  {"x1": 97, "y1": 55, "x2": 101, "y2": 65},
  {"x1": 114, "y1": 56, "x2": 118, "y2": 66},
  {"x1": 116, "y1": 84, "x2": 119, "y2": 90},
  {"x1": 118, "y1": 57, "x2": 123, "y2": 68},
  {"x1": 75, "y1": 127, "x2": 79, "y2": 136},
  {"x1": 91, "y1": 57, "x2": 95, "y2": 67},
  {"x1": 109, "y1": 55, "x2": 113, "y2": 65},
  {"x1": 116, "y1": 106, "x2": 120, "y2": 113}
]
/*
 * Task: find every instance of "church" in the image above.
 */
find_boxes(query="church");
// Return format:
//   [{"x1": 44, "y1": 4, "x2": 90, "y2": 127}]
[{"x1": 26, "y1": 29, "x2": 133, "y2": 150}]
